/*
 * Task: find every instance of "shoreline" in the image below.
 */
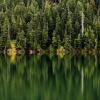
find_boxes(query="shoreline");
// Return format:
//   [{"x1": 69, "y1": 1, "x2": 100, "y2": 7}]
[{"x1": 0, "y1": 48, "x2": 100, "y2": 55}]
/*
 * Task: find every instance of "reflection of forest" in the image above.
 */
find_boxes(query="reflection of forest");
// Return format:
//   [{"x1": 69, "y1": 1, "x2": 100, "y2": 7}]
[{"x1": 0, "y1": 54, "x2": 100, "y2": 100}]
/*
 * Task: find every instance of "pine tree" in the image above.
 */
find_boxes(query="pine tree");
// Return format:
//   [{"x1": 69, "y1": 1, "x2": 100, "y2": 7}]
[
  {"x1": 55, "y1": 13, "x2": 62, "y2": 38},
  {"x1": 41, "y1": 18, "x2": 48, "y2": 49},
  {"x1": 16, "y1": 30, "x2": 25, "y2": 48},
  {"x1": 63, "y1": 29, "x2": 71, "y2": 50},
  {"x1": 52, "y1": 30, "x2": 58, "y2": 49}
]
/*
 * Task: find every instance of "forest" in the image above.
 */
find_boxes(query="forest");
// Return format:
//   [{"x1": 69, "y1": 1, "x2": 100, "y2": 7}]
[{"x1": 0, "y1": 0, "x2": 100, "y2": 54}]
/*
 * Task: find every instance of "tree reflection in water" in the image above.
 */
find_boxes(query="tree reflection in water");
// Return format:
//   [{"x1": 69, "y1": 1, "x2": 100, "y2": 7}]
[{"x1": 0, "y1": 54, "x2": 100, "y2": 100}]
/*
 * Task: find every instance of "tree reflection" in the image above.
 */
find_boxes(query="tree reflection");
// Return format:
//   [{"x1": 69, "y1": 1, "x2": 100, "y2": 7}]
[{"x1": 0, "y1": 54, "x2": 99, "y2": 100}]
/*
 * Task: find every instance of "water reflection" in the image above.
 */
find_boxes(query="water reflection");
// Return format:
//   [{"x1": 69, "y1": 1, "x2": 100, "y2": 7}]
[{"x1": 0, "y1": 54, "x2": 100, "y2": 100}]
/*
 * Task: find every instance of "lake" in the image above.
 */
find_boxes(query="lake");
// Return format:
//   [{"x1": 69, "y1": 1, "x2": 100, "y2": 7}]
[{"x1": 0, "y1": 54, "x2": 100, "y2": 100}]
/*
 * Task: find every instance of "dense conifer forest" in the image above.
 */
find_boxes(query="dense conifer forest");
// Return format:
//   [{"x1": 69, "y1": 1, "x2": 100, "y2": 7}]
[{"x1": 0, "y1": 0, "x2": 99, "y2": 53}]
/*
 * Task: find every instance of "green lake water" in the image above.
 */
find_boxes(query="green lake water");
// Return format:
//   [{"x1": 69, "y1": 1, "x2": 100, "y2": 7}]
[{"x1": 0, "y1": 54, "x2": 100, "y2": 100}]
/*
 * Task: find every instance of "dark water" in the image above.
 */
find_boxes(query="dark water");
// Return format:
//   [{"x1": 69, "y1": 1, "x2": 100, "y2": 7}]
[{"x1": 0, "y1": 54, "x2": 100, "y2": 100}]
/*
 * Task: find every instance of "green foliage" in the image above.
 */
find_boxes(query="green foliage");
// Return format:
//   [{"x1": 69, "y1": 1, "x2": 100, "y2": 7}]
[
  {"x1": 0, "y1": 0, "x2": 99, "y2": 51},
  {"x1": 52, "y1": 31, "x2": 58, "y2": 49},
  {"x1": 16, "y1": 30, "x2": 25, "y2": 48}
]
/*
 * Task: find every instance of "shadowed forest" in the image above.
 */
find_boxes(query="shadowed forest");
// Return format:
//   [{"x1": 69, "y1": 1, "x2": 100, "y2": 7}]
[{"x1": 0, "y1": 0, "x2": 99, "y2": 53}]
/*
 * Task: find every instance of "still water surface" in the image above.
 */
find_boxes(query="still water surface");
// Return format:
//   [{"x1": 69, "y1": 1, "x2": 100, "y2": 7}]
[{"x1": 0, "y1": 54, "x2": 100, "y2": 100}]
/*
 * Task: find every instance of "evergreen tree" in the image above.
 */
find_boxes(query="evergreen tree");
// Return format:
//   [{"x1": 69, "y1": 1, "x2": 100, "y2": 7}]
[
  {"x1": 41, "y1": 18, "x2": 48, "y2": 49},
  {"x1": 52, "y1": 30, "x2": 58, "y2": 49},
  {"x1": 0, "y1": 0, "x2": 99, "y2": 51}
]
